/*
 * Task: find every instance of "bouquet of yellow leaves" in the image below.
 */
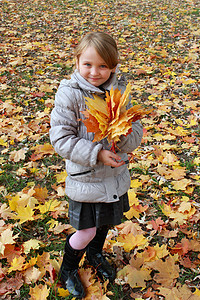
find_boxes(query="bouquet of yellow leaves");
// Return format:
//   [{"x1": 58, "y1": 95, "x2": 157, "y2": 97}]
[{"x1": 81, "y1": 83, "x2": 151, "y2": 152}]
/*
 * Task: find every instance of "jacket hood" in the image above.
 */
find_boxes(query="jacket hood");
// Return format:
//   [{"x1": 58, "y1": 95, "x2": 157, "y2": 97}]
[{"x1": 59, "y1": 70, "x2": 119, "y2": 94}]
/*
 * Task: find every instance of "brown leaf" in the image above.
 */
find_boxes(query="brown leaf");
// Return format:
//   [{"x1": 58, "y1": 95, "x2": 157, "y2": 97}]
[
  {"x1": 159, "y1": 283, "x2": 200, "y2": 300},
  {"x1": 0, "y1": 273, "x2": 23, "y2": 296},
  {"x1": 117, "y1": 255, "x2": 151, "y2": 289},
  {"x1": 30, "y1": 143, "x2": 54, "y2": 161},
  {"x1": 149, "y1": 256, "x2": 179, "y2": 288},
  {"x1": 33, "y1": 186, "x2": 48, "y2": 203}
]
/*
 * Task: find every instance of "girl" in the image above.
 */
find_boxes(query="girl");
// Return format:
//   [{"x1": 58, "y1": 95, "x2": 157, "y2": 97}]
[{"x1": 49, "y1": 32, "x2": 143, "y2": 298}]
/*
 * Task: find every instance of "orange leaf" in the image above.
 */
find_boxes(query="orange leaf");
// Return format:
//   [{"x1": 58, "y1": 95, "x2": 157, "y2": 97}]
[
  {"x1": 170, "y1": 238, "x2": 190, "y2": 256},
  {"x1": 81, "y1": 83, "x2": 151, "y2": 151},
  {"x1": 34, "y1": 186, "x2": 48, "y2": 202}
]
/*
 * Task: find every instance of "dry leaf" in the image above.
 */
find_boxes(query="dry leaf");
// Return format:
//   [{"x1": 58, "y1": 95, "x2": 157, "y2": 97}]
[
  {"x1": 81, "y1": 83, "x2": 151, "y2": 151},
  {"x1": 149, "y1": 256, "x2": 180, "y2": 288},
  {"x1": 29, "y1": 284, "x2": 49, "y2": 300}
]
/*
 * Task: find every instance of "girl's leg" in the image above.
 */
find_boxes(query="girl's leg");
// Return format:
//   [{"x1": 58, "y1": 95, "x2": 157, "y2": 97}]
[
  {"x1": 86, "y1": 225, "x2": 116, "y2": 282},
  {"x1": 59, "y1": 227, "x2": 96, "y2": 298},
  {"x1": 69, "y1": 227, "x2": 97, "y2": 250}
]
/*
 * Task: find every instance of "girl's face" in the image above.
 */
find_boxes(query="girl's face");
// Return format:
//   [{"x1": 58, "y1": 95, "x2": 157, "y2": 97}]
[{"x1": 76, "y1": 46, "x2": 116, "y2": 87}]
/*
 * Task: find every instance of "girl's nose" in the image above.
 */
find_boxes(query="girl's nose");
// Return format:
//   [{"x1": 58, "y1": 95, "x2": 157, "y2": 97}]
[{"x1": 91, "y1": 67, "x2": 99, "y2": 75}]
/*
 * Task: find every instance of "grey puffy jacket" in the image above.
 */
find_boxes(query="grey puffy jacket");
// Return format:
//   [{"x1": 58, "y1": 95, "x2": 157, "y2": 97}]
[{"x1": 49, "y1": 71, "x2": 143, "y2": 203}]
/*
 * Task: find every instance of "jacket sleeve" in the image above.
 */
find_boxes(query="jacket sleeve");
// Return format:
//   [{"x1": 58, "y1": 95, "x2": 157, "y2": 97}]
[
  {"x1": 49, "y1": 87, "x2": 103, "y2": 167},
  {"x1": 116, "y1": 120, "x2": 143, "y2": 153}
]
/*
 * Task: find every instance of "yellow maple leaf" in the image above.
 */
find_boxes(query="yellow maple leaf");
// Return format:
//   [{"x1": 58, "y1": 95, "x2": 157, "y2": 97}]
[
  {"x1": 127, "y1": 189, "x2": 139, "y2": 205},
  {"x1": 117, "y1": 233, "x2": 148, "y2": 252},
  {"x1": 124, "y1": 189, "x2": 148, "y2": 219},
  {"x1": 135, "y1": 248, "x2": 156, "y2": 263},
  {"x1": 57, "y1": 288, "x2": 70, "y2": 297},
  {"x1": 38, "y1": 199, "x2": 61, "y2": 214},
  {"x1": 36, "y1": 252, "x2": 51, "y2": 277},
  {"x1": 47, "y1": 219, "x2": 71, "y2": 234},
  {"x1": 130, "y1": 179, "x2": 142, "y2": 188},
  {"x1": 160, "y1": 203, "x2": 173, "y2": 217},
  {"x1": 124, "y1": 206, "x2": 141, "y2": 219},
  {"x1": 193, "y1": 157, "x2": 200, "y2": 165},
  {"x1": 29, "y1": 284, "x2": 49, "y2": 300},
  {"x1": 9, "y1": 195, "x2": 21, "y2": 211},
  {"x1": 8, "y1": 256, "x2": 26, "y2": 273},
  {"x1": 23, "y1": 239, "x2": 42, "y2": 254},
  {"x1": 170, "y1": 212, "x2": 193, "y2": 226},
  {"x1": 153, "y1": 243, "x2": 169, "y2": 259},
  {"x1": 0, "y1": 138, "x2": 7, "y2": 147},
  {"x1": 14, "y1": 205, "x2": 35, "y2": 224},
  {"x1": 127, "y1": 267, "x2": 151, "y2": 289},
  {"x1": 161, "y1": 166, "x2": 186, "y2": 180},
  {"x1": 182, "y1": 78, "x2": 196, "y2": 85},
  {"x1": 9, "y1": 188, "x2": 38, "y2": 212},
  {"x1": 56, "y1": 170, "x2": 67, "y2": 183},
  {"x1": 39, "y1": 84, "x2": 54, "y2": 93},
  {"x1": 26, "y1": 257, "x2": 38, "y2": 269}
]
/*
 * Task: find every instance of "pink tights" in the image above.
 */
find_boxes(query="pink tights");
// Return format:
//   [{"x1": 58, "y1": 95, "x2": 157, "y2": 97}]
[{"x1": 69, "y1": 227, "x2": 96, "y2": 250}]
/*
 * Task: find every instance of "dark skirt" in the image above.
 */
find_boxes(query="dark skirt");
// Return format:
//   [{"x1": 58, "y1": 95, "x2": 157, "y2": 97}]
[{"x1": 68, "y1": 193, "x2": 130, "y2": 230}]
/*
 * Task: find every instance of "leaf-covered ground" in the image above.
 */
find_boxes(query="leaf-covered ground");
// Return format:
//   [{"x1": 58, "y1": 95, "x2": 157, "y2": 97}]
[{"x1": 0, "y1": 0, "x2": 200, "y2": 299}]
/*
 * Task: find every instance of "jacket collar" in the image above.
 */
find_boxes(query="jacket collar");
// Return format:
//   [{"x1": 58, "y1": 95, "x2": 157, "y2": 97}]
[{"x1": 70, "y1": 70, "x2": 119, "y2": 94}]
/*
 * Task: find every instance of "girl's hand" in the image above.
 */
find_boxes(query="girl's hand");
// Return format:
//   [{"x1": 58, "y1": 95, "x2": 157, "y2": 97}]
[{"x1": 97, "y1": 149, "x2": 125, "y2": 168}]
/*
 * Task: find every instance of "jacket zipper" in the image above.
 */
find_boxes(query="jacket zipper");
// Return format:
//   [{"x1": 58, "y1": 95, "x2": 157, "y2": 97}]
[{"x1": 70, "y1": 169, "x2": 94, "y2": 177}]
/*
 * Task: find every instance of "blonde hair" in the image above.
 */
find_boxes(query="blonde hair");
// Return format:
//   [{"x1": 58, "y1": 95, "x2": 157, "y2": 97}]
[{"x1": 74, "y1": 32, "x2": 119, "y2": 69}]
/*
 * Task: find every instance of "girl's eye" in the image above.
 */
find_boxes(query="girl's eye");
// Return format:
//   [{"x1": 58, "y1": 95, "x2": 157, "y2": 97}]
[
  {"x1": 85, "y1": 63, "x2": 91, "y2": 67},
  {"x1": 100, "y1": 65, "x2": 107, "y2": 68}
]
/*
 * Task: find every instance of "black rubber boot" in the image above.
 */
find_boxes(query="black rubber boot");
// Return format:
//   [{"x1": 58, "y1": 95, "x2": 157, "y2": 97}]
[
  {"x1": 86, "y1": 225, "x2": 116, "y2": 282},
  {"x1": 59, "y1": 234, "x2": 86, "y2": 299}
]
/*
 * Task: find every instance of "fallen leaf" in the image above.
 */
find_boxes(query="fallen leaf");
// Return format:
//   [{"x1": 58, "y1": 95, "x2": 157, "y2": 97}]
[
  {"x1": 117, "y1": 233, "x2": 149, "y2": 252},
  {"x1": 159, "y1": 283, "x2": 200, "y2": 300},
  {"x1": 24, "y1": 266, "x2": 42, "y2": 284},
  {"x1": 149, "y1": 256, "x2": 180, "y2": 288},
  {"x1": 9, "y1": 148, "x2": 27, "y2": 162},
  {"x1": 23, "y1": 239, "x2": 42, "y2": 254},
  {"x1": 29, "y1": 284, "x2": 49, "y2": 300}
]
